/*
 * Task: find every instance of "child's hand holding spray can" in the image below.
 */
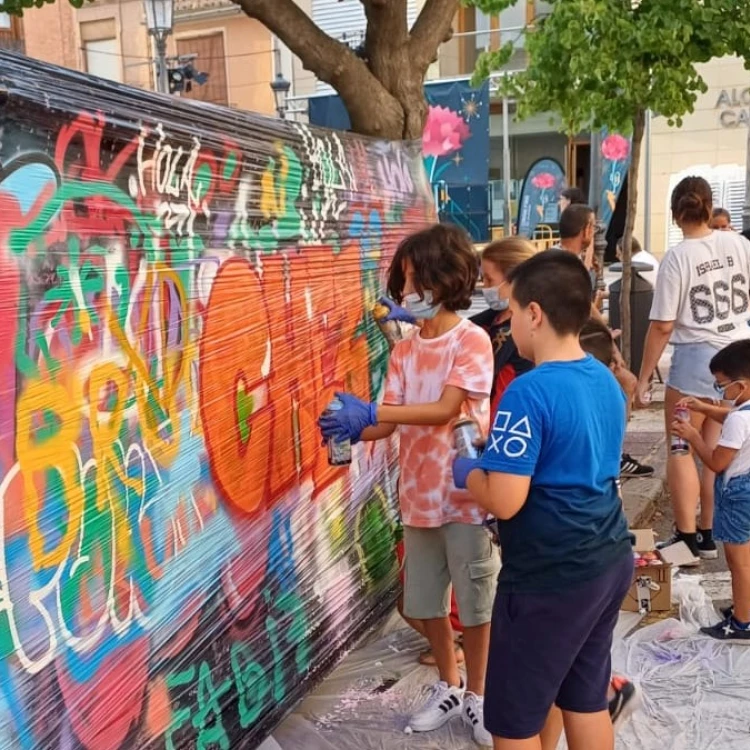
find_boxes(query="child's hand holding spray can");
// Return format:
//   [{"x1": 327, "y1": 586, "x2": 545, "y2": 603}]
[
  {"x1": 671, "y1": 406, "x2": 691, "y2": 455},
  {"x1": 325, "y1": 397, "x2": 352, "y2": 466},
  {"x1": 372, "y1": 302, "x2": 403, "y2": 349},
  {"x1": 453, "y1": 419, "x2": 499, "y2": 543},
  {"x1": 453, "y1": 418, "x2": 482, "y2": 459}
]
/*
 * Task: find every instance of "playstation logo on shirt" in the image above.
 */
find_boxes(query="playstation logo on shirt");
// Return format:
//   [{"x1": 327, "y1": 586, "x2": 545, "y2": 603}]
[{"x1": 488, "y1": 411, "x2": 533, "y2": 458}]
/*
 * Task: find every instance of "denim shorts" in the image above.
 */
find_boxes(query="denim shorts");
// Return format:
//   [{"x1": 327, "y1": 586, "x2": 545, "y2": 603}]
[
  {"x1": 484, "y1": 552, "x2": 634, "y2": 740},
  {"x1": 667, "y1": 342, "x2": 721, "y2": 400},
  {"x1": 714, "y1": 472, "x2": 750, "y2": 545}
]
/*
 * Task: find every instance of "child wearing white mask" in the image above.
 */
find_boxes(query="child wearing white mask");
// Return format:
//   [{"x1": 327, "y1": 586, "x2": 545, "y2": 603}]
[
  {"x1": 319, "y1": 224, "x2": 497, "y2": 745},
  {"x1": 471, "y1": 239, "x2": 537, "y2": 415}
]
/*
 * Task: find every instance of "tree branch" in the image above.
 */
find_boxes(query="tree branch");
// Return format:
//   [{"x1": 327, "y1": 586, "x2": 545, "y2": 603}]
[
  {"x1": 233, "y1": 0, "x2": 361, "y2": 84},
  {"x1": 233, "y1": 0, "x2": 403, "y2": 135},
  {"x1": 409, "y1": 0, "x2": 459, "y2": 70},
  {"x1": 362, "y1": 0, "x2": 409, "y2": 89}
]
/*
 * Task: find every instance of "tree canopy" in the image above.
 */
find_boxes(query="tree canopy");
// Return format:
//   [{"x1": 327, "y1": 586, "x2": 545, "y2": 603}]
[{"x1": 474, "y1": 0, "x2": 750, "y2": 136}]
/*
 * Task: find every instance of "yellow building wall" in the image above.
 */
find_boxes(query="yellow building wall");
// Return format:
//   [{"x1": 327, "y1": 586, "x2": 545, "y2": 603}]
[
  {"x1": 25, "y1": 0, "x2": 152, "y2": 89},
  {"x1": 24, "y1": 0, "x2": 275, "y2": 115},
  {"x1": 173, "y1": 12, "x2": 275, "y2": 115},
  {"x1": 636, "y1": 56, "x2": 750, "y2": 256}
]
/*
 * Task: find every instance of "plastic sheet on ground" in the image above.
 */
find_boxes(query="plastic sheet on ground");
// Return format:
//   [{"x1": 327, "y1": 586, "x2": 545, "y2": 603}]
[
  {"x1": 265, "y1": 609, "x2": 644, "y2": 750},
  {"x1": 266, "y1": 575, "x2": 750, "y2": 750},
  {"x1": 613, "y1": 574, "x2": 750, "y2": 750}
]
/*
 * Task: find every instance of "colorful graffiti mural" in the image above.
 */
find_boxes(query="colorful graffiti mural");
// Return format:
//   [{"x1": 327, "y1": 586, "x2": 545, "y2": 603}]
[{"x1": 0, "y1": 53, "x2": 433, "y2": 749}]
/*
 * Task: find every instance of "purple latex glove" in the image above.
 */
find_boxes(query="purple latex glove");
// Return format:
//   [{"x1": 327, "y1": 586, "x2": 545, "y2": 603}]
[
  {"x1": 452, "y1": 456, "x2": 482, "y2": 490},
  {"x1": 318, "y1": 392, "x2": 378, "y2": 444},
  {"x1": 378, "y1": 296, "x2": 416, "y2": 325}
]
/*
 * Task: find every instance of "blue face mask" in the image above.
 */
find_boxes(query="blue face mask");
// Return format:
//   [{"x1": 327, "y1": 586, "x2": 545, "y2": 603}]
[
  {"x1": 482, "y1": 286, "x2": 509, "y2": 312},
  {"x1": 403, "y1": 290, "x2": 441, "y2": 320}
]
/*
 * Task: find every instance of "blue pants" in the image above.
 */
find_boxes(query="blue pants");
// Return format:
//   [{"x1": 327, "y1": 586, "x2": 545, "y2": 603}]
[{"x1": 484, "y1": 552, "x2": 634, "y2": 740}]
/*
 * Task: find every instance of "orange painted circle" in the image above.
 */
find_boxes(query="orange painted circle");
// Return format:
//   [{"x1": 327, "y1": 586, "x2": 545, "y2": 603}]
[{"x1": 200, "y1": 258, "x2": 272, "y2": 514}]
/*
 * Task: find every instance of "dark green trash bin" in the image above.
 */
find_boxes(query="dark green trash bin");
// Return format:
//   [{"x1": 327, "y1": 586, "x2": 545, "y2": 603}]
[{"x1": 608, "y1": 263, "x2": 654, "y2": 375}]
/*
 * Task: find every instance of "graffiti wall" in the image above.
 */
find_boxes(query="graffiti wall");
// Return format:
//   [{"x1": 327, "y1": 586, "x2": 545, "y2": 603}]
[{"x1": 0, "y1": 53, "x2": 433, "y2": 749}]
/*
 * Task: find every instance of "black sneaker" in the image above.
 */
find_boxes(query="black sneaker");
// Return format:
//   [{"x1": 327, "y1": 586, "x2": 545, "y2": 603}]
[
  {"x1": 656, "y1": 529, "x2": 700, "y2": 566},
  {"x1": 721, "y1": 604, "x2": 734, "y2": 620},
  {"x1": 701, "y1": 617, "x2": 750, "y2": 644},
  {"x1": 608, "y1": 676, "x2": 640, "y2": 730},
  {"x1": 620, "y1": 453, "x2": 654, "y2": 478},
  {"x1": 696, "y1": 528, "x2": 719, "y2": 560}
]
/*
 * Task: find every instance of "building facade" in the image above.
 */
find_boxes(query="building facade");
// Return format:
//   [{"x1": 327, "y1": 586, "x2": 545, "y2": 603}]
[
  {"x1": 23, "y1": 0, "x2": 276, "y2": 115},
  {"x1": 636, "y1": 56, "x2": 750, "y2": 256}
]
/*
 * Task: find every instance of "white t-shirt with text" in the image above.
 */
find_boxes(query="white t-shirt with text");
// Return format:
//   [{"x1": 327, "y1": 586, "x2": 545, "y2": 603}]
[
  {"x1": 650, "y1": 230, "x2": 750, "y2": 347},
  {"x1": 718, "y1": 406, "x2": 750, "y2": 483}
]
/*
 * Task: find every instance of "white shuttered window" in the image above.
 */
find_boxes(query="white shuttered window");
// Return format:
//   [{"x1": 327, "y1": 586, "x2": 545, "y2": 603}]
[
  {"x1": 312, "y1": 0, "x2": 418, "y2": 91},
  {"x1": 665, "y1": 164, "x2": 746, "y2": 251}
]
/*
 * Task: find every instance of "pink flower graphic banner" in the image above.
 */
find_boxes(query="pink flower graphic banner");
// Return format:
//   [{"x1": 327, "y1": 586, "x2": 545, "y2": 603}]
[
  {"x1": 517, "y1": 158, "x2": 565, "y2": 238},
  {"x1": 420, "y1": 80, "x2": 490, "y2": 187},
  {"x1": 600, "y1": 130, "x2": 632, "y2": 228}
]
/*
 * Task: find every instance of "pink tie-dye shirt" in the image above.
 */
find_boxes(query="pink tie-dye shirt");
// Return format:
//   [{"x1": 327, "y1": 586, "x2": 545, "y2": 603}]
[{"x1": 384, "y1": 318, "x2": 493, "y2": 528}]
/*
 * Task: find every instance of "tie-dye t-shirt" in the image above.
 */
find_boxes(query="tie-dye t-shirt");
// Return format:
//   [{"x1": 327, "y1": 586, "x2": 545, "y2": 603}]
[{"x1": 384, "y1": 318, "x2": 493, "y2": 528}]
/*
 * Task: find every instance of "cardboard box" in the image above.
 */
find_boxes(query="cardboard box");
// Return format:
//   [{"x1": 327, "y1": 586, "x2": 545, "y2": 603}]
[{"x1": 621, "y1": 529, "x2": 673, "y2": 613}]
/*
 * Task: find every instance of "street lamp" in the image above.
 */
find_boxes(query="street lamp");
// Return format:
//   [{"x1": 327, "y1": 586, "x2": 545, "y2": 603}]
[
  {"x1": 144, "y1": 0, "x2": 174, "y2": 95},
  {"x1": 270, "y1": 72, "x2": 291, "y2": 119}
]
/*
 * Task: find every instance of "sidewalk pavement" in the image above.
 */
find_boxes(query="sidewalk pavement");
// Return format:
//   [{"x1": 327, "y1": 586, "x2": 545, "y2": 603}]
[
  {"x1": 620, "y1": 349, "x2": 671, "y2": 529},
  {"x1": 622, "y1": 403, "x2": 666, "y2": 529}
]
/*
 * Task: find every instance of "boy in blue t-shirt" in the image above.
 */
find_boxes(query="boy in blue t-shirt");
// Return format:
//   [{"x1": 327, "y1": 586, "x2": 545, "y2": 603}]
[{"x1": 453, "y1": 250, "x2": 633, "y2": 749}]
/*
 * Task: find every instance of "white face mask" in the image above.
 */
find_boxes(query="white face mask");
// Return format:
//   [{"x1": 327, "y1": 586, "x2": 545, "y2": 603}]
[
  {"x1": 403, "y1": 290, "x2": 441, "y2": 320},
  {"x1": 482, "y1": 286, "x2": 509, "y2": 312},
  {"x1": 729, "y1": 385, "x2": 746, "y2": 407}
]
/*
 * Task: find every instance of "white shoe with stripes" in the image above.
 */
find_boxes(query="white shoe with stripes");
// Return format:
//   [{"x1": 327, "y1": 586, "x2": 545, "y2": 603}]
[
  {"x1": 463, "y1": 691, "x2": 492, "y2": 746},
  {"x1": 409, "y1": 680, "x2": 464, "y2": 732}
]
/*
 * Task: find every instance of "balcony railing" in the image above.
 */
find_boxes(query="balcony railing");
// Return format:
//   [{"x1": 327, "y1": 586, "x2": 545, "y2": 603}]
[
  {"x1": 330, "y1": 27, "x2": 528, "y2": 87},
  {"x1": 427, "y1": 27, "x2": 527, "y2": 84}
]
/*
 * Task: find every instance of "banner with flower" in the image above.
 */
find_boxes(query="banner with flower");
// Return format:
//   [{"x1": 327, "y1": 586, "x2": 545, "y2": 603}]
[
  {"x1": 307, "y1": 81, "x2": 489, "y2": 188},
  {"x1": 599, "y1": 131, "x2": 632, "y2": 229},
  {"x1": 420, "y1": 80, "x2": 489, "y2": 187},
  {"x1": 517, "y1": 158, "x2": 566, "y2": 238}
]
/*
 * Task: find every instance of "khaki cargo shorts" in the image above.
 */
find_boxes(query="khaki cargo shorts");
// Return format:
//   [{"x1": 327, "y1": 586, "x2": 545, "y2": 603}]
[{"x1": 402, "y1": 523, "x2": 500, "y2": 627}]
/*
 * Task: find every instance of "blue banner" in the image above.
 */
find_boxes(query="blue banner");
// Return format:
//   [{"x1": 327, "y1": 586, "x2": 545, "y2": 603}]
[
  {"x1": 599, "y1": 131, "x2": 631, "y2": 229},
  {"x1": 422, "y1": 80, "x2": 489, "y2": 186},
  {"x1": 516, "y1": 157, "x2": 566, "y2": 239},
  {"x1": 308, "y1": 94, "x2": 351, "y2": 131}
]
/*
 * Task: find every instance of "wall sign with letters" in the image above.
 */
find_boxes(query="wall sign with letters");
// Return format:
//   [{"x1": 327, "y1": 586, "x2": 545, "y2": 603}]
[{"x1": 715, "y1": 87, "x2": 750, "y2": 128}]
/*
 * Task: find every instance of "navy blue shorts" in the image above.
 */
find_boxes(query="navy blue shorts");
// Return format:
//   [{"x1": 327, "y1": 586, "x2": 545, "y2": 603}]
[{"x1": 484, "y1": 552, "x2": 634, "y2": 740}]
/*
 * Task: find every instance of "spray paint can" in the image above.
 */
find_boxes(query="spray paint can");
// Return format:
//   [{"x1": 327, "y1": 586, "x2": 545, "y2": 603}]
[
  {"x1": 372, "y1": 303, "x2": 402, "y2": 349},
  {"x1": 326, "y1": 398, "x2": 352, "y2": 466},
  {"x1": 453, "y1": 418, "x2": 481, "y2": 459},
  {"x1": 671, "y1": 406, "x2": 690, "y2": 455}
]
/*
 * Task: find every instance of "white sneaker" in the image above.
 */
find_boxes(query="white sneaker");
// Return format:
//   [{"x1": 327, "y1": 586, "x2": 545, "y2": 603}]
[
  {"x1": 409, "y1": 680, "x2": 464, "y2": 732},
  {"x1": 463, "y1": 692, "x2": 492, "y2": 747}
]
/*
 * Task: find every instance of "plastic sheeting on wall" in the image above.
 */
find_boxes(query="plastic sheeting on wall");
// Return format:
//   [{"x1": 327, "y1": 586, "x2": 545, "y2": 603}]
[{"x1": 0, "y1": 51, "x2": 434, "y2": 749}]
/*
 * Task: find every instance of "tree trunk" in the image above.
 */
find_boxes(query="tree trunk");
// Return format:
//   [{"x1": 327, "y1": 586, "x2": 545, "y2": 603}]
[
  {"x1": 620, "y1": 108, "x2": 646, "y2": 369},
  {"x1": 234, "y1": 0, "x2": 458, "y2": 140}
]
